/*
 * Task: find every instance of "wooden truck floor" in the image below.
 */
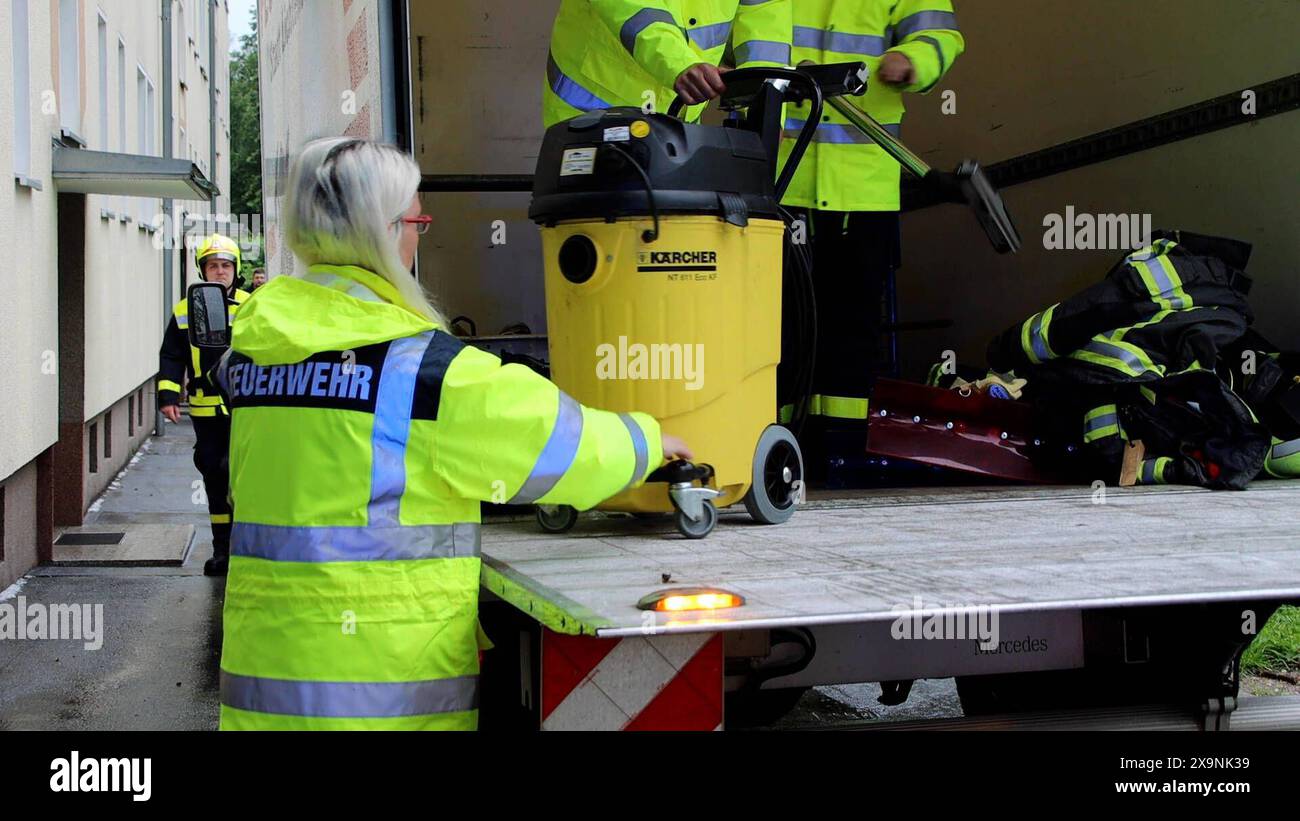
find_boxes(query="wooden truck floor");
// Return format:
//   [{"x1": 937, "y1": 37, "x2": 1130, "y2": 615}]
[{"x1": 480, "y1": 482, "x2": 1300, "y2": 637}]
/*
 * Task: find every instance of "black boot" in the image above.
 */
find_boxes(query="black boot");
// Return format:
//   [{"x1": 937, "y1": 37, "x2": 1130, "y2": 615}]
[{"x1": 203, "y1": 554, "x2": 229, "y2": 576}]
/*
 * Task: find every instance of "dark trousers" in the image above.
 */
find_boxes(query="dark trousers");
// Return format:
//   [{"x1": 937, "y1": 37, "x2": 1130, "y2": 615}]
[
  {"x1": 191, "y1": 414, "x2": 233, "y2": 557},
  {"x1": 807, "y1": 209, "x2": 900, "y2": 401}
]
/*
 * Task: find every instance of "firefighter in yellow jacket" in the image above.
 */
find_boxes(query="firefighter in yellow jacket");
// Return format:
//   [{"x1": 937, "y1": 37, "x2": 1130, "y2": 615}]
[
  {"x1": 543, "y1": 0, "x2": 792, "y2": 128},
  {"x1": 212, "y1": 138, "x2": 692, "y2": 729},
  {"x1": 159, "y1": 233, "x2": 250, "y2": 576},
  {"x1": 779, "y1": 0, "x2": 963, "y2": 467}
]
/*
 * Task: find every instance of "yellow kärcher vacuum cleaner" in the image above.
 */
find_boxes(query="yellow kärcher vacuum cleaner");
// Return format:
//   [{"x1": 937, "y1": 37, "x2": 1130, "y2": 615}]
[{"x1": 528, "y1": 63, "x2": 1020, "y2": 538}]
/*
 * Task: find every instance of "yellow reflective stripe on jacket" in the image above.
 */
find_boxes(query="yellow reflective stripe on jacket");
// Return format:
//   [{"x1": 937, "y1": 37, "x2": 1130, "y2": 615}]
[
  {"x1": 1082, "y1": 404, "x2": 1123, "y2": 443},
  {"x1": 1020, "y1": 304, "x2": 1058, "y2": 365},
  {"x1": 158, "y1": 379, "x2": 182, "y2": 393},
  {"x1": 1128, "y1": 243, "x2": 1193, "y2": 312},
  {"x1": 1070, "y1": 331, "x2": 1163, "y2": 379},
  {"x1": 1265, "y1": 436, "x2": 1300, "y2": 478},
  {"x1": 1137, "y1": 456, "x2": 1172, "y2": 485},
  {"x1": 779, "y1": 394, "x2": 869, "y2": 421}
]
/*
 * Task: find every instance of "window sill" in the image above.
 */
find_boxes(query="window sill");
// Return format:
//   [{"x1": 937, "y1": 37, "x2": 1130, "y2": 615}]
[{"x1": 14, "y1": 174, "x2": 44, "y2": 191}]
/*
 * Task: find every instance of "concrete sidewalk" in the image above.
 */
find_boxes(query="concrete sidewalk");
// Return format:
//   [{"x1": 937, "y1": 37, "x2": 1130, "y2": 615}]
[{"x1": 0, "y1": 416, "x2": 223, "y2": 730}]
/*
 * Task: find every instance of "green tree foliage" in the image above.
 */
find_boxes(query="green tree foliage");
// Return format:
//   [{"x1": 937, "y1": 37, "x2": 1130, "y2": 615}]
[{"x1": 228, "y1": 5, "x2": 262, "y2": 224}]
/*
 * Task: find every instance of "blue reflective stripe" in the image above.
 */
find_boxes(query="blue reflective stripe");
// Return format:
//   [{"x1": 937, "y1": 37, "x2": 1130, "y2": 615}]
[
  {"x1": 739, "y1": 0, "x2": 774, "y2": 4},
  {"x1": 507, "y1": 391, "x2": 584, "y2": 504},
  {"x1": 1029, "y1": 311, "x2": 1051, "y2": 362},
  {"x1": 1084, "y1": 413, "x2": 1119, "y2": 435},
  {"x1": 1141, "y1": 459, "x2": 1157, "y2": 485},
  {"x1": 621, "y1": 8, "x2": 678, "y2": 54},
  {"x1": 221, "y1": 670, "x2": 479, "y2": 718},
  {"x1": 793, "y1": 26, "x2": 887, "y2": 57},
  {"x1": 368, "y1": 334, "x2": 430, "y2": 527},
  {"x1": 617, "y1": 413, "x2": 650, "y2": 494},
  {"x1": 546, "y1": 52, "x2": 611, "y2": 112},
  {"x1": 231, "y1": 522, "x2": 481, "y2": 562},
  {"x1": 687, "y1": 20, "x2": 732, "y2": 51},
  {"x1": 894, "y1": 10, "x2": 960, "y2": 40},
  {"x1": 784, "y1": 118, "x2": 900, "y2": 143},
  {"x1": 1274, "y1": 438, "x2": 1300, "y2": 460},
  {"x1": 733, "y1": 39, "x2": 790, "y2": 64}
]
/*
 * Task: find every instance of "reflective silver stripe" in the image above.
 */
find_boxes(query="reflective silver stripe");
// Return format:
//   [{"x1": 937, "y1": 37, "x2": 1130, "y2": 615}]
[
  {"x1": 784, "y1": 118, "x2": 900, "y2": 143},
  {"x1": 546, "y1": 51, "x2": 611, "y2": 112},
  {"x1": 507, "y1": 391, "x2": 584, "y2": 504},
  {"x1": 733, "y1": 39, "x2": 791, "y2": 65},
  {"x1": 617, "y1": 413, "x2": 650, "y2": 493},
  {"x1": 175, "y1": 315, "x2": 189, "y2": 329},
  {"x1": 231, "y1": 522, "x2": 481, "y2": 562},
  {"x1": 1084, "y1": 339, "x2": 1152, "y2": 376},
  {"x1": 1141, "y1": 459, "x2": 1158, "y2": 485},
  {"x1": 1084, "y1": 413, "x2": 1119, "y2": 436},
  {"x1": 303, "y1": 270, "x2": 385, "y2": 303},
  {"x1": 793, "y1": 26, "x2": 887, "y2": 56},
  {"x1": 621, "y1": 8, "x2": 678, "y2": 55},
  {"x1": 221, "y1": 671, "x2": 479, "y2": 718},
  {"x1": 368, "y1": 334, "x2": 430, "y2": 527},
  {"x1": 687, "y1": 20, "x2": 732, "y2": 50},
  {"x1": 739, "y1": 0, "x2": 774, "y2": 4},
  {"x1": 1145, "y1": 254, "x2": 1188, "y2": 309},
  {"x1": 1274, "y1": 439, "x2": 1300, "y2": 460},
  {"x1": 894, "y1": 10, "x2": 960, "y2": 40}
]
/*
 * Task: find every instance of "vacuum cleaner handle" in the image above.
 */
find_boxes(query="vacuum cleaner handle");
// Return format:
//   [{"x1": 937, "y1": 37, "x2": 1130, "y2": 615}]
[{"x1": 665, "y1": 66, "x2": 827, "y2": 202}]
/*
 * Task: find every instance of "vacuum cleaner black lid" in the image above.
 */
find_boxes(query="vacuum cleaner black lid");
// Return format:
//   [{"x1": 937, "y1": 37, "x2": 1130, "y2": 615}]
[{"x1": 528, "y1": 107, "x2": 782, "y2": 226}]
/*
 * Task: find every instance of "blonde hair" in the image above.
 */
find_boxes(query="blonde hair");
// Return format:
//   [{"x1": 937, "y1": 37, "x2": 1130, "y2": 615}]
[{"x1": 283, "y1": 137, "x2": 444, "y2": 326}]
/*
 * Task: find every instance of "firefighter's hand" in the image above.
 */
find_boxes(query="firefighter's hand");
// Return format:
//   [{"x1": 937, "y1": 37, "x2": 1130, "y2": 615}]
[
  {"x1": 161, "y1": 404, "x2": 182, "y2": 424},
  {"x1": 661, "y1": 433, "x2": 694, "y2": 462},
  {"x1": 674, "y1": 63, "x2": 728, "y2": 105},
  {"x1": 878, "y1": 52, "x2": 916, "y2": 86}
]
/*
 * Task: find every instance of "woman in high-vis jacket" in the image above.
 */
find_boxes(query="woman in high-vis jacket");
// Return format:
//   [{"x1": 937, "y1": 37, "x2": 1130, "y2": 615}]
[{"x1": 215, "y1": 138, "x2": 691, "y2": 730}]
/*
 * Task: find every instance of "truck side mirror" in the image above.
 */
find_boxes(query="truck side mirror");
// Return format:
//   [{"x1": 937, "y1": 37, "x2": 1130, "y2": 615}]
[{"x1": 187, "y1": 282, "x2": 231, "y2": 349}]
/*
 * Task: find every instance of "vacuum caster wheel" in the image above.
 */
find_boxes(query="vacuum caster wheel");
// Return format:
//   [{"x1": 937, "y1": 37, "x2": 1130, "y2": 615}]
[
  {"x1": 743, "y1": 425, "x2": 804, "y2": 525},
  {"x1": 675, "y1": 500, "x2": 718, "y2": 539},
  {"x1": 536, "y1": 505, "x2": 578, "y2": 534}
]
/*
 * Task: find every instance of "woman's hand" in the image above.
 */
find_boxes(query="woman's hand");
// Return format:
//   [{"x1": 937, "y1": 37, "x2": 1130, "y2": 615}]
[{"x1": 661, "y1": 433, "x2": 694, "y2": 462}]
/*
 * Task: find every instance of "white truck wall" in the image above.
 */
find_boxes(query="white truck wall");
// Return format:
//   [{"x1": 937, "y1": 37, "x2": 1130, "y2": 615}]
[
  {"x1": 409, "y1": 0, "x2": 560, "y2": 335},
  {"x1": 259, "y1": 0, "x2": 388, "y2": 278}
]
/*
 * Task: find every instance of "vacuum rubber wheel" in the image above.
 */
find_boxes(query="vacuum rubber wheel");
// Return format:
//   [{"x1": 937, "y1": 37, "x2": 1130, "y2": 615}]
[
  {"x1": 743, "y1": 425, "x2": 804, "y2": 525},
  {"x1": 675, "y1": 500, "x2": 717, "y2": 539},
  {"x1": 536, "y1": 505, "x2": 578, "y2": 534}
]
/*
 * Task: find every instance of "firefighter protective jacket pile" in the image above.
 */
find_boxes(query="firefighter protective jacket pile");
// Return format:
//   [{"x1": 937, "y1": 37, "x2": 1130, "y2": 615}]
[{"x1": 987, "y1": 230, "x2": 1291, "y2": 490}]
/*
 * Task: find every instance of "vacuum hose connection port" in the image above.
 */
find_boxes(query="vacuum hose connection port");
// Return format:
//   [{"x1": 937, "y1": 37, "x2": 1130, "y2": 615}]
[{"x1": 558, "y1": 234, "x2": 598, "y2": 284}]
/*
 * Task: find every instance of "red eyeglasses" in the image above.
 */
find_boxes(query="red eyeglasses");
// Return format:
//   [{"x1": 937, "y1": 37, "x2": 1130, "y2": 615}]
[{"x1": 397, "y1": 215, "x2": 434, "y2": 235}]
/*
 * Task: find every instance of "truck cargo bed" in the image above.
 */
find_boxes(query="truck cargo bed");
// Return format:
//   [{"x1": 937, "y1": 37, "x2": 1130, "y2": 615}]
[{"x1": 480, "y1": 483, "x2": 1300, "y2": 637}]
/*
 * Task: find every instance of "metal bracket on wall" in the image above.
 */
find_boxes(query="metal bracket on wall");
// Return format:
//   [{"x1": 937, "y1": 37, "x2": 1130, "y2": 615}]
[{"x1": 903, "y1": 73, "x2": 1300, "y2": 211}]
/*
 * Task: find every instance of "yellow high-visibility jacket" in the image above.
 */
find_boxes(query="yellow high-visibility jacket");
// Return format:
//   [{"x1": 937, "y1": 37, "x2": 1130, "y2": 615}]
[
  {"x1": 543, "y1": 0, "x2": 792, "y2": 128},
  {"x1": 215, "y1": 264, "x2": 663, "y2": 729},
  {"x1": 779, "y1": 0, "x2": 963, "y2": 211}
]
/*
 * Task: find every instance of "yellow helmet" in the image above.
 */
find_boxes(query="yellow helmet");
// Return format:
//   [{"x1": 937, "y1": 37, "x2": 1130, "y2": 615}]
[{"x1": 195, "y1": 233, "x2": 242, "y2": 281}]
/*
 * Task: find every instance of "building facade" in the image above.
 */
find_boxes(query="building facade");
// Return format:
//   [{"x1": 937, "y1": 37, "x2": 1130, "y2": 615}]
[{"x1": 1, "y1": 0, "x2": 231, "y2": 590}]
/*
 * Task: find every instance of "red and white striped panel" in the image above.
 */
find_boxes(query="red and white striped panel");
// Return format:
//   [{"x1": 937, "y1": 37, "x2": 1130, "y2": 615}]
[{"x1": 540, "y1": 629, "x2": 723, "y2": 731}]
